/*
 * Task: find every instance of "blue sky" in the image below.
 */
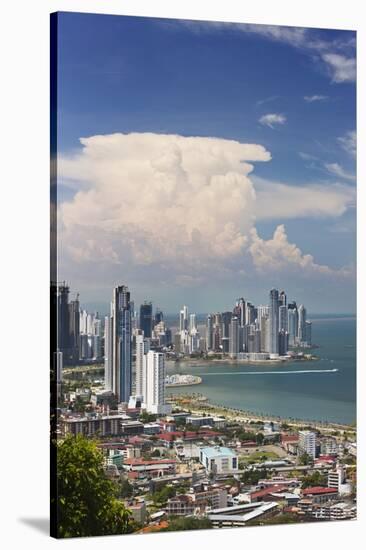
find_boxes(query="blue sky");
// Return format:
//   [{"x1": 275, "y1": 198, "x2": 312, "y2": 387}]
[{"x1": 56, "y1": 13, "x2": 356, "y2": 314}]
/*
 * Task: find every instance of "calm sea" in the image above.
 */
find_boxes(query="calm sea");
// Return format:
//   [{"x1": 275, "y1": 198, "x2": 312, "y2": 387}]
[{"x1": 166, "y1": 316, "x2": 356, "y2": 425}]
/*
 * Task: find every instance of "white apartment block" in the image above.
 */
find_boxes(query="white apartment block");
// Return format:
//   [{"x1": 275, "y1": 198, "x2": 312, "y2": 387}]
[
  {"x1": 144, "y1": 350, "x2": 171, "y2": 415},
  {"x1": 298, "y1": 430, "x2": 316, "y2": 459}
]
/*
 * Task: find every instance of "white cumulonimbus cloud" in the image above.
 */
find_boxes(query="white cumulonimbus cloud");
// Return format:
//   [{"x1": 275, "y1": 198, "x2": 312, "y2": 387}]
[
  {"x1": 58, "y1": 132, "x2": 353, "y2": 286},
  {"x1": 249, "y1": 225, "x2": 352, "y2": 277}
]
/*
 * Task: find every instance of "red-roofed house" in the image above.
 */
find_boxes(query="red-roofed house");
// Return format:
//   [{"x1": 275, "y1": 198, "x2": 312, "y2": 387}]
[{"x1": 249, "y1": 485, "x2": 287, "y2": 503}]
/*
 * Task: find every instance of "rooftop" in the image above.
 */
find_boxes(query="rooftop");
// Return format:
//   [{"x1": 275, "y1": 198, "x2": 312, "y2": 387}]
[
  {"x1": 200, "y1": 446, "x2": 237, "y2": 458},
  {"x1": 303, "y1": 487, "x2": 338, "y2": 495}
]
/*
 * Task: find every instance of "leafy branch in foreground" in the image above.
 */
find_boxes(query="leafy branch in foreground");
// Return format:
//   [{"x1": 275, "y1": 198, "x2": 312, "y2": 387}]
[{"x1": 54, "y1": 434, "x2": 132, "y2": 538}]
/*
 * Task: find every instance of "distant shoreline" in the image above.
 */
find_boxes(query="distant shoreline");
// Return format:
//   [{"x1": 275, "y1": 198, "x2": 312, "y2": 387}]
[
  {"x1": 167, "y1": 394, "x2": 355, "y2": 431},
  {"x1": 166, "y1": 356, "x2": 318, "y2": 368}
]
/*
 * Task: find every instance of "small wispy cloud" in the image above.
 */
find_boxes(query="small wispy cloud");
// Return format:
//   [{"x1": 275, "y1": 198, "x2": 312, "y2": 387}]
[
  {"x1": 338, "y1": 130, "x2": 356, "y2": 158},
  {"x1": 324, "y1": 162, "x2": 356, "y2": 181},
  {"x1": 299, "y1": 152, "x2": 319, "y2": 161},
  {"x1": 259, "y1": 113, "x2": 287, "y2": 129},
  {"x1": 304, "y1": 95, "x2": 328, "y2": 102},
  {"x1": 322, "y1": 53, "x2": 356, "y2": 83},
  {"x1": 256, "y1": 95, "x2": 279, "y2": 106},
  {"x1": 170, "y1": 21, "x2": 355, "y2": 85}
]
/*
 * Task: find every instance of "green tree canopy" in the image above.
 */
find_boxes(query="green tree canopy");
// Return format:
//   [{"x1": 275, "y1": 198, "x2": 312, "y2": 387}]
[
  {"x1": 301, "y1": 471, "x2": 327, "y2": 489},
  {"x1": 54, "y1": 435, "x2": 132, "y2": 538},
  {"x1": 298, "y1": 451, "x2": 313, "y2": 465},
  {"x1": 162, "y1": 517, "x2": 212, "y2": 531},
  {"x1": 120, "y1": 479, "x2": 134, "y2": 498}
]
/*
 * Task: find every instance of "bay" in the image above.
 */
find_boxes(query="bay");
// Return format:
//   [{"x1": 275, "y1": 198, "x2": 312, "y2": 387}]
[{"x1": 166, "y1": 316, "x2": 356, "y2": 425}]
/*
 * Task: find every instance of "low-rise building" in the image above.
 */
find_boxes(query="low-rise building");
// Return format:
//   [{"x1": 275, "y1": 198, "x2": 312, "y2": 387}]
[
  {"x1": 312, "y1": 502, "x2": 356, "y2": 521},
  {"x1": 199, "y1": 446, "x2": 238, "y2": 474},
  {"x1": 328, "y1": 464, "x2": 345, "y2": 491},
  {"x1": 166, "y1": 495, "x2": 195, "y2": 516},
  {"x1": 128, "y1": 500, "x2": 147, "y2": 524},
  {"x1": 186, "y1": 415, "x2": 215, "y2": 427},
  {"x1": 143, "y1": 422, "x2": 161, "y2": 435},
  {"x1": 302, "y1": 487, "x2": 338, "y2": 504},
  {"x1": 61, "y1": 414, "x2": 133, "y2": 437},
  {"x1": 193, "y1": 487, "x2": 228, "y2": 510},
  {"x1": 123, "y1": 457, "x2": 176, "y2": 478},
  {"x1": 208, "y1": 502, "x2": 279, "y2": 527}
]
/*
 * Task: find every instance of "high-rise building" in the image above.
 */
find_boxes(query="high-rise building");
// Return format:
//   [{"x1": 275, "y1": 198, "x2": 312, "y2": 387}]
[
  {"x1": 245, "y1": 302, "x2": 256, "y2": 325},
  {"x1": 279, "y1": 290, "x2": 287, "y2": 307},
  {"x1": 104, "y1": 315, "x2": 113, "y2": 391},
  {"x1": 189, "y1": 313, "x2": 197, "y2": 332},
  {"x1": 298, "y1": 430, "x2": 316, "y2": 459},
  {"x1": 257, "y1": 305, "x2": 269, "y2": 330},
  {"x1": 206, "y1": 314, "x2": 213, "y2": 351},
  {"x1": 144, "y1": 350, "x2": 170, "y2": 414},
  {"x1": 269, "y1": 288, "x2": 279, "y2": 354},
  {"x1": 260, "y1": 315, "x2": 270, "y2": 352},
  {"x1": 229, "y1": 316, "x2": 239, "y2": 357},
  {"x1": 68, "y1": 295, "x2": 80, "y2": 364},
  {"x1": 279, "y1": 329, "x2": 289, "y2": 356},
  {"x1": 221, "y1": 311, "x2": 232, "y2": 353},
  {"x1": 298, "y1": 304, "x2": 307, "y2": 343},
  {"x1": 189, "y1": 330, "x2": 200, "y2": 354},
  {"x1": 110, "y1": 285, "x2": 132, "y2": 403},
  {"x1": 179, "y1": 305, "x2": 188, "y2": 332},
  {"x1": 174, "y1": 332, "x2": 181, "y2": 353},
  {"x1": 279, "y1": 304, "x2": 288, "y2": 333},
  {"x1": 57, "y1": 283, "x2": 70, "y2": 355},
  {"x1": 154, "y1": 309, "x2": 164, "y2": 327},
  {"x1": 234, "y1": 298, "x2": 246, "y2": 327},
  {"x1": 140, "y1": 302, "x2": 153, "y2": 338},
  {"x1": 288, "y1": 305, "x2": 298, "y2": 347},
  {"x1": 135, "y1": 329, "x2": 150, "y2": 399}
]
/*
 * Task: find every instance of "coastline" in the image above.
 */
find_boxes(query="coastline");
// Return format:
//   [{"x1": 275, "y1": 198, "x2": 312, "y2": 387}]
[
  {"x1": 167, "y1": 393, "x2": 356, "y2": 432},
  {"x1": 166, "y1": 356, "x2": 318, "y2": 368}
]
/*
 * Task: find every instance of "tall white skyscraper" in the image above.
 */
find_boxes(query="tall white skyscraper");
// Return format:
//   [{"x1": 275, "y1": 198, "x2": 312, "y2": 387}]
[
  {"x1": 257, "y1": 305, "x2": 269, "y2": 330},
  {"x1": 179, "y1": 305, "x2": 188, "y2": 332},
  {"x1": 144, "y1": 350, "x2": 170, "y2": 414},
  {"x1": 229, "y1": 316, "x2": 239, "y2": 357},
  {"x1": 189, "y1": 313, "x2": 197, "y2": 332},
  {"x1": 135, "y1": 329, "x2": 150, "y2": 399},
  {"x1": 269, "y1": 289, "x2": 279, "y2": 354}
]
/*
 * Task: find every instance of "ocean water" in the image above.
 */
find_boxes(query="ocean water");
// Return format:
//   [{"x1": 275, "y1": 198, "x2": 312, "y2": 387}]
[{"x1": 166, "y1": 316, "x2": 356, "y2": 425}]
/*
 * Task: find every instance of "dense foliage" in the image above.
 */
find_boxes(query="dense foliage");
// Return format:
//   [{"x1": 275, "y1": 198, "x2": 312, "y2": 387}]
[
  {"x1": 55, "y1": 435, "x2": 132, "y2": 538},
  {"x1": 301, "y1": 471, "x2": 327, "y2": 488},
  {"x1": 162, "y1": 517, "x2": 212, "y2": 531}
]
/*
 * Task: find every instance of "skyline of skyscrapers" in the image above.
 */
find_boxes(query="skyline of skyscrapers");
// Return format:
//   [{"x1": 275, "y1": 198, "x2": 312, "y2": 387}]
[{"x1": 57, "y1": 281, "x2": 313, "y2": 406}]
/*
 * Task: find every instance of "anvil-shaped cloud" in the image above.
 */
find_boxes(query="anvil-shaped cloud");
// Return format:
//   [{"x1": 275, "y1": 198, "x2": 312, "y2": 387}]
[{"x1": 58, "y1": 133, "x2": 354, "y2": 287}]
